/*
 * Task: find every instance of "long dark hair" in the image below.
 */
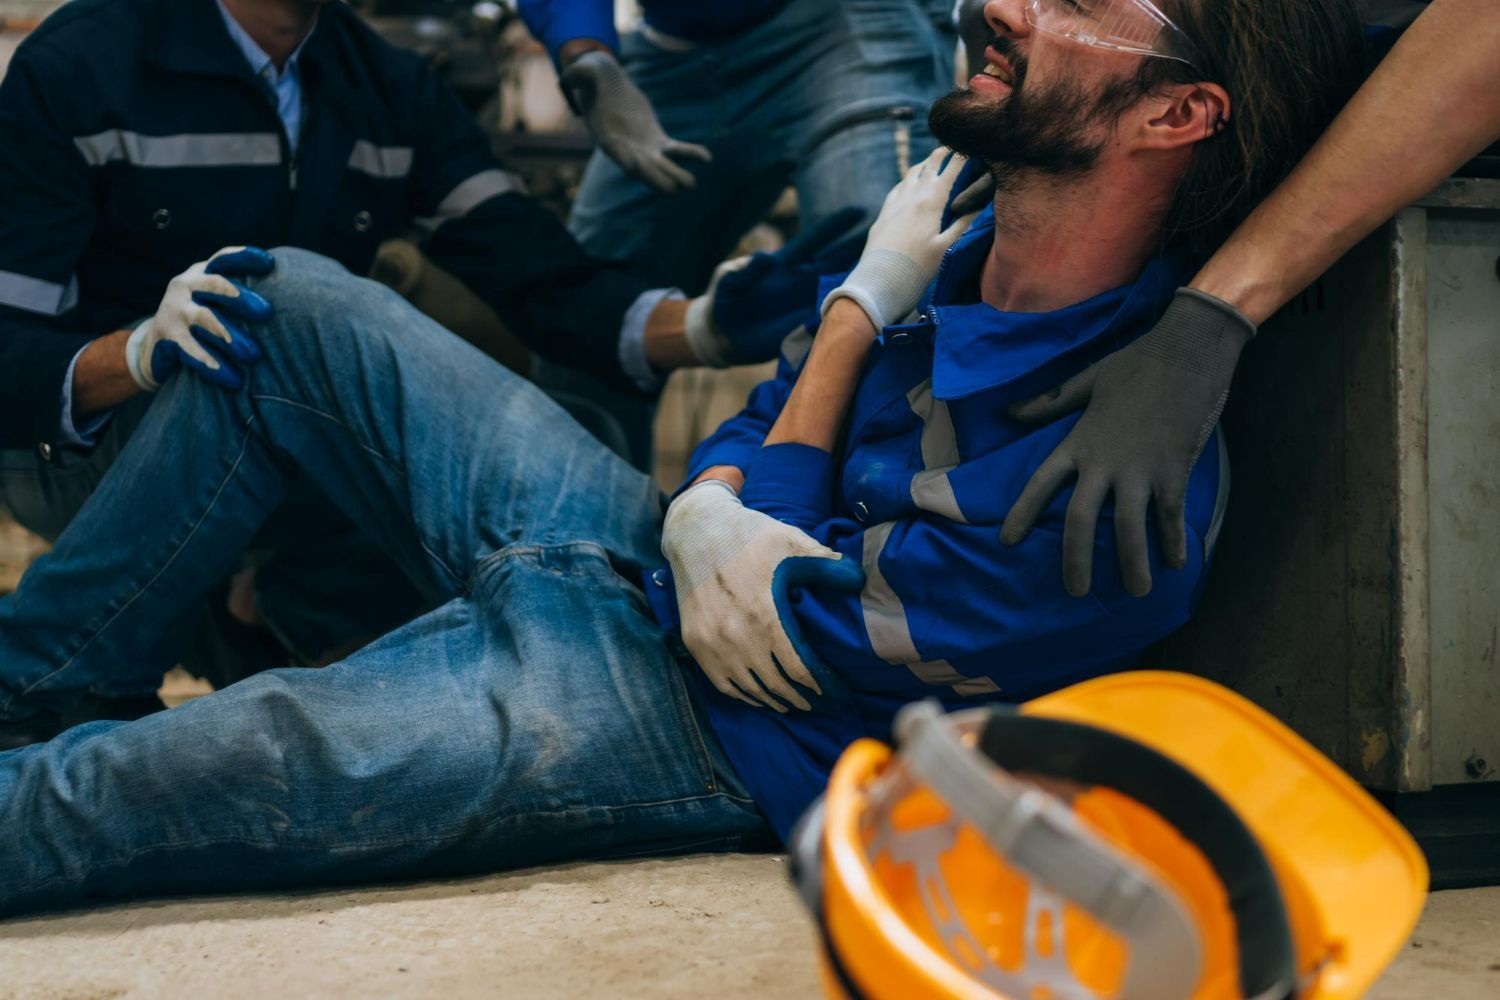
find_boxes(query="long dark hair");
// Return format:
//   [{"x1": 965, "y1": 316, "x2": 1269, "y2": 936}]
[{"x1": 1145, "y1": 0, "x2": 1368, "y2": 257}]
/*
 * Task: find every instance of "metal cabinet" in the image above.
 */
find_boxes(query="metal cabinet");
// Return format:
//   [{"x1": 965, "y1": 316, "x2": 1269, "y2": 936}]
[{"x1": 1154, "y1": 179, "x2": 1500, "y2": 802}]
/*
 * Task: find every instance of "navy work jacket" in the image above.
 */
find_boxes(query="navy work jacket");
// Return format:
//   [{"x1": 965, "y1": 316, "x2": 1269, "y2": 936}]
[{"x1": 0, "y1": 0, "x2": 652, "y2": 451}]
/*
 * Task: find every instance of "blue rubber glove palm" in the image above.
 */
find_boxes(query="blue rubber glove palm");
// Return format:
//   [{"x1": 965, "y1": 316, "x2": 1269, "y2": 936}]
[
  {"x1": 125, "y1": 247, "x2": 276, "y2": 392},
  {"x1": 684, "y1": 207, "x2": 869, "y2": 367}
]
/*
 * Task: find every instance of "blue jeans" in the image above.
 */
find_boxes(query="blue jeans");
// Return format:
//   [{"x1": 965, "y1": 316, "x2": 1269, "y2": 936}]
[
  {"x1": 0, "y1": 402, "x2": 428, "y2": 677},
  {"x1": 570, "y1": 0, "x2": 957, "y2": 292},
  {"x1": 0, "y1": 249, "x2": 770, "y2": 917}
]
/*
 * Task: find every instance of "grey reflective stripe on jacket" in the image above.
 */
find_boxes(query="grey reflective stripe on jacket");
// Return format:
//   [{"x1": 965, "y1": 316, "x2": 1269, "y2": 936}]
[
  {"x1": 0, "y1": 270, "x2": 78, "y2": 317},
  {"x1": 414, "y1": 169, "x2": 527, "y2": 232},
  {"x1": 73, "y1": 130, "x2": 282, "y2": 168},
  {"x1": 860, "y1": 522, "x2": 1000, "y2": 697},
  {"x1": 906, "y1": 378, "x2": 967, "y2": 524},
  {"x1": 347, "y1": 141, "x2": 414, "y2": 180}
]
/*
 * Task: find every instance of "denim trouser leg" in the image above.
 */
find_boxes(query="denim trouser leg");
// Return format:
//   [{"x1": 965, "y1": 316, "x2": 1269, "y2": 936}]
[
  {"x1": 0, "y1": 547, "x2": 769, "y2": 917},
  {"x1": 568, "y1": 0, "x2": 954, "y2": 292},
  {"x1": 0, "y1": 397, "x2": 425, "y2": 685},
  {"x1": 0, "y1": 248, "x2": 664, "y2": 720}
]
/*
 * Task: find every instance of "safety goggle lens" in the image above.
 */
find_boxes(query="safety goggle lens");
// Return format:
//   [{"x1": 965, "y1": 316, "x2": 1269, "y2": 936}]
[{"x1": 1024, "y1": 0, "x2": 1200, "y2": 66}]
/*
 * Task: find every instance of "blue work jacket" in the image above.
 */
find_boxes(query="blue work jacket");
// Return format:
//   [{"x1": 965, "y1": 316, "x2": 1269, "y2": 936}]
[
  {"x1": 649, "y1": 207, "x2": 1230, "y2": 837},
  {"x1": 518, "y1": 0, "x2": 789, "y2": 59},
  {"x1": 0, "y1": 0, "x2": 652, "y2": 451}
]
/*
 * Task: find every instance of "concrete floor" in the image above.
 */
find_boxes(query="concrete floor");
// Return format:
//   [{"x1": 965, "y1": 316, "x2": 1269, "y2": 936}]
[{"x1": 0, "y1": 857, "x2": 1495, "y2": 999}]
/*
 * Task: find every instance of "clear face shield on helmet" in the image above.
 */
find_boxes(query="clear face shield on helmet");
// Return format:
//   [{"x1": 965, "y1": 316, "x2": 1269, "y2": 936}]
[{"x1": 1023, "y1": 0, "x2": 1203, "y2": 69}]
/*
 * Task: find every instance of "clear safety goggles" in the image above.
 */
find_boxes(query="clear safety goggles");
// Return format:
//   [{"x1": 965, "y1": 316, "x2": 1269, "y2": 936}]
[{"x1": 1024, "y1": 0, "x2": 1203, "y2": 69}]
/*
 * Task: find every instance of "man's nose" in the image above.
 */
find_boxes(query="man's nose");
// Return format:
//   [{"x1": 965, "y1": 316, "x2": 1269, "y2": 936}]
[{"x1": 983, "y1": 0, "x2": 1032, "y2": 43}]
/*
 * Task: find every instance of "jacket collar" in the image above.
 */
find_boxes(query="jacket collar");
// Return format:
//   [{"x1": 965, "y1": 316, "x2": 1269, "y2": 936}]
[
  {"x1": 149, "y1": 1, "x2": 372, "y2": 123},
  {"x1": 150, "y1": 0, "x2": 265, "y2": 78},
  {"x1": 214, "y1": 0, "x2": 315, "y2": 83},
  {"x1": 920, "y1": 205, "x2": 1193, "y2": 402}
]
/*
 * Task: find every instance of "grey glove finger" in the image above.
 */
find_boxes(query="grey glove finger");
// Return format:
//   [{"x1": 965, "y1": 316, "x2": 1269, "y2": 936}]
[
  {"x1": 649, "y1": 152, "x2": 699, "y2": 191},
  {"x1": 634, "y1": 156, "x2": 686, "y2": 195},
  {"x1": 1008, "y1": 362, "x2": 1100, "y2": 424},
  {"x1": 1154, "y1": 481, "x2": 1190, "y2": 570},
  {"x1": 664, "y1": 139, "x2": 713, "y2": 164},
  {"x1": 1000, "y1": 448, "x2": 1075, "y2": 545},
  {"x1": 1113, "y1": 487, "x2": 1154, "y2": 598},
  {"x1": 1063, "y1": 475, "x2": 1110, "y2": 598}
]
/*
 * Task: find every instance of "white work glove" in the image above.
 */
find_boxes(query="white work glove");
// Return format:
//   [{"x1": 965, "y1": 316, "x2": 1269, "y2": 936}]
[
  {"x1": 823, "y1": 147, "x2": 992, "y2": 331},
  {"x1": 560, "y1": 50, "x2": 712, "y2": 195},
  {"x1": 662, "y1": 480, "x2": 863, "y2": 712},
  {"x1": 125, "y1": 246, "x2": 276, "y2": 391}
]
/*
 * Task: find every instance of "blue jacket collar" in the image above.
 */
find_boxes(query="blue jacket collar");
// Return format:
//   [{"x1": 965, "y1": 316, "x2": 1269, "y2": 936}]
[{"x1": 920, "y1": 205, "x2": 1192, "y2": 402}]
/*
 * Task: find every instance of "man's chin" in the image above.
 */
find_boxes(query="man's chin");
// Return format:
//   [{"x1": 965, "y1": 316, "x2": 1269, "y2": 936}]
[{"x1": 928, "y1": 88, "x2": 1005, "y2": 166}]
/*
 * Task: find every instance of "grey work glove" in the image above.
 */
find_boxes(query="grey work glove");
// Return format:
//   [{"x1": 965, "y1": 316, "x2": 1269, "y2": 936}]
[
  {"x1": 560, "y1": 50, "x2": 712, "y2": 194},
  {"x1": 1000, "y1": 288, "x2": 1256, "y2": 598}
]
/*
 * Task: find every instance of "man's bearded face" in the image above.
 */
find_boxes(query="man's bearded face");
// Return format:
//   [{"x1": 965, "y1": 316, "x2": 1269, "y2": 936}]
[{"x1": 929, "y1": 37, "x2": 1143, "y2": 186}]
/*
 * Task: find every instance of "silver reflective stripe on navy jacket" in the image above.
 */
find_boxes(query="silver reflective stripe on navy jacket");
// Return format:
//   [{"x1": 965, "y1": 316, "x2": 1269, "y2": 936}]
[
  {"x1": 73, "y1": 130, "x2": 284, "y2": 168},
  {"x1": 0, "y1": 270, "x2": 79, "y2": 317}
]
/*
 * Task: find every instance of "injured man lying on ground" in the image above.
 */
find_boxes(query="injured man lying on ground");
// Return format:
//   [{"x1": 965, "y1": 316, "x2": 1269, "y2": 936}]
[{"x1": 0, "y1": 0, "x2": 1367, "y2": 914}]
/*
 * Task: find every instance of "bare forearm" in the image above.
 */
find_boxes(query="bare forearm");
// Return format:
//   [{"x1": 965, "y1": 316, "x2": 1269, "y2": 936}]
[
  {"x1": 1191, "y1": 0, "x2": 1500, "y2": 323},
  {"x1": 764, "y1": 300, "x2": 877, "y2": 452},
  {"x1": 643, "y1": 298, "x2": 700, "y2": 372},
  {"x1": 72, "y1": 329, "x2": 140, "y2": 419},
  {"x1": 686, "y1": 301, "x2": 877, "y2": 491}
]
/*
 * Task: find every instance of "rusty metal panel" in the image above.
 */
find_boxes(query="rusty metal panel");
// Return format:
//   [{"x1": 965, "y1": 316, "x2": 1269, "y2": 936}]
[{"x1": 1424, "y1": 210, "x2": 1500, "y2": 785}]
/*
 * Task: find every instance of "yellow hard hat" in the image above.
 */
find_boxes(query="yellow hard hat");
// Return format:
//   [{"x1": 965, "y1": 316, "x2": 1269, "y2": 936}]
[{"x1": 790, "y1": 671, "x2": 1427, "y2": 1000}]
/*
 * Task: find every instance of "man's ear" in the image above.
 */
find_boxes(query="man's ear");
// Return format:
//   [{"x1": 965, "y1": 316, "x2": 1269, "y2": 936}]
[{"x1": 1137, "y1": 82, "x2": 1231, "y2": 151}]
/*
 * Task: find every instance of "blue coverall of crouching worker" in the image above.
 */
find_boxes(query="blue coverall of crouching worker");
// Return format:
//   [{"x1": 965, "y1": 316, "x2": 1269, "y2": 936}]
[{"x1": 0, "y1": 0, "x2": 1366, "y2": 915}]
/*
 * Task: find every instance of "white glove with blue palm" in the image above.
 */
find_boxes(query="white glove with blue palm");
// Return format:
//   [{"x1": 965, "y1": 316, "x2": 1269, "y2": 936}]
[
  {"x1": 125, "y1": 246, "x2": 275, "y2": 392},
  {"x1": 663, "y1": 480, "x2": 864, "y2": 712}
]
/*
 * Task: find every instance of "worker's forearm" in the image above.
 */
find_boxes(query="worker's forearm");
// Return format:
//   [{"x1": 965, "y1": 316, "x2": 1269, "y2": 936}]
[
  {"x1": 1191, "y1": 0, "x2": 1500, "y2": 324},
  {"x1": 643, "y1": 298, "x2": 700, "y2": 372},
  {"x1": 72, "y1": 329, "x2": 141, "y2": 420},
  {"x1": 692, "y1": 465, "x2": 747, "y2": 492},
  {"x1": 764, "y1": 300, "x2": 878, "y2": 453}
]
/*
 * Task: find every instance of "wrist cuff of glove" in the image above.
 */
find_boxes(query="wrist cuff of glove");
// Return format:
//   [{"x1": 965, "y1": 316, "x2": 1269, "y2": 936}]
[
  {"x1": 684, "y1": 294, "x2": 733, "y2": 368},
  {"x1": 1142, "y1": 288, "x2": 1258, "y2": 378},
  {"x1": 124, "y1": 318, "x2": 159, "y2": 392},
  {"x1": 822, "y1": 249, "x2": 928, "y2": 332},
  {"x1": 1173, "y1": 288, "x2": 1257, "y2": 345}
]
